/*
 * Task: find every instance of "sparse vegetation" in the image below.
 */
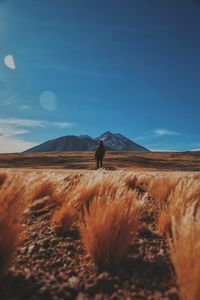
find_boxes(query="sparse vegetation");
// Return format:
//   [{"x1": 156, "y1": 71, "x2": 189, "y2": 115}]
[{"x1": 1, "y1": 169, "x2": 200, "y2": 299}]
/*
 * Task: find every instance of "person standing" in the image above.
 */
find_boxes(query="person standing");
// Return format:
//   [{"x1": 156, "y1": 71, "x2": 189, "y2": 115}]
[{"x1": 95, "y1": 140, "x2": 105, "y2": 169}]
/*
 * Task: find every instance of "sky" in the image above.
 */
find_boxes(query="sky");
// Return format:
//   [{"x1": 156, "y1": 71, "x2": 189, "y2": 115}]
[{"x1": 0, "y1": 0, "x2": 200, "y2": 153}]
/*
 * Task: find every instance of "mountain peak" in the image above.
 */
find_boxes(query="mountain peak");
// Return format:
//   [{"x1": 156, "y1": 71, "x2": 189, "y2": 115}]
[
  {"x1": 24, "y1": 131, "x2": 149, "y2": 153},
  {"x1": 95, "y1": 131, "x2": 149, "y2": 151},
  {"x1": 100, "y1": 131, "x2": 113, "y2": 136}
]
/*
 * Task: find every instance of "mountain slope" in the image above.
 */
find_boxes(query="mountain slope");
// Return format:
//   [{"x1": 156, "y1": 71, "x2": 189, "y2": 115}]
[
  {"x1": 24, "y1": 132, "x2": 149, "y2": 153},
  {"x1": 97, "y1": 131, "x2": 148, "y2": 151}
]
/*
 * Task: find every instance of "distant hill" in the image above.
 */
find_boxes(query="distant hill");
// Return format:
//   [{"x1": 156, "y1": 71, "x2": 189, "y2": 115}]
[{"x1": 24, "y1": 131, "x2": 149, "y2": 153}]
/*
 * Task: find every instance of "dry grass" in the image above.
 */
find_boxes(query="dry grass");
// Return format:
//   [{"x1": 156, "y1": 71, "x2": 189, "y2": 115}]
[
  {"x1": 0, "y1": 176, "x2": 24, "y2": 273},
  {"x1": 50, "y1": 170, "x2": 136, "y2": 232},
  {"x1": 155, "y1": 174, "x2": 200, "y2": 235},
  {"x1": 0, "y1": 172, "x2": 7, "y2": 187},
  {"x1": 168, "y1": 204, "x2": 200, "y2": 300},
  {"x1": 50, "y1": 170, "x2": 143, "y2": 268},
  {"x1": 51, "y1": 202, "x2": 75, "y2": 235},
  {"x1": 31, "y1": 180, "x2": 57, "y2": 201},
  {"x1": 1, "y1": 168, "x2": 200, "y2": 297},
  {"x1": 79, "y1": 194, "x2": 141, "y2": 269}
]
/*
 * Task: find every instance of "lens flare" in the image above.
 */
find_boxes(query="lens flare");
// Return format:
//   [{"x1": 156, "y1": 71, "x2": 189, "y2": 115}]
[
  {"x1": 39, "y1": 90, "x2": 57, "y2": 111},
  {"x1": 4, "y1": 55, "x2": 16, "y2": 70}
]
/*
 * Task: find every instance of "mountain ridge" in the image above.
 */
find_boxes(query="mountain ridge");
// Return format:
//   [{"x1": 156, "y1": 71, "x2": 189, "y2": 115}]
[{"x1": 24, "y1": 131, "x2": 149, "y2": 153}]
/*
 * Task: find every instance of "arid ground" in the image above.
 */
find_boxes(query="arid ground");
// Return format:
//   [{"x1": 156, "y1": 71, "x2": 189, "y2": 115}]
[
  {"x1": 0, "y1": 152, "x2": 200, "y2": 300},
  {"x1": 0, "y1": 150, "x2": 200, "y2": 171}
]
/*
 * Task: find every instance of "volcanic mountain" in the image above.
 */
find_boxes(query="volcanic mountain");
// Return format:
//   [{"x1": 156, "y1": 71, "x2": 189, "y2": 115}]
[{"x1": 24, "y1": 131, "x2": 149, "y2": 152}]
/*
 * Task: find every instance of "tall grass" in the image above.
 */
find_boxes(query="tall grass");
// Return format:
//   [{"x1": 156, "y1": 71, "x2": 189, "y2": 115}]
[
  {"x1": 51, "y1": 201, "x2": 75, "y2": 234},
  {"x1": 79, "y1": 193, "x2": 141, "y2": 269},
  {"x1": 31, "y1": 180, "x2": 57, "y2": 201},
  {"x1": 50, "y1": 170, "x2": 137, "y2": 232},
  {"x1": 0, "y1": 172, "x2": 7, "y2": 187},
  {"x1": 50, "y1": 170, "x2": 143, "y2": 268},
  {"x1": 2, "y1": 167, "x2": 200, "y2": 294},
  {"x1": 168, "y1": 204, "x2": 200, "y2": 300},
  {"x1": 0, "y1": 176, "x2": 24, "y2": 273},
  {"x1": 155, "y1": 174, "x2": 200, "y2": 235}
]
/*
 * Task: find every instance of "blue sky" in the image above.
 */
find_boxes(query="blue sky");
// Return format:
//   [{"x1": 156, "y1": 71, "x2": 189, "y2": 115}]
[{"x1": 0, "y1": 0, "x2": 200, "y2": 152}]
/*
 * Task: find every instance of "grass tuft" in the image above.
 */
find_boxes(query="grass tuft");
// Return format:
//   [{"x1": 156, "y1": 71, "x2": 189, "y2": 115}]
[
  {"x1": 51, "y1": 202, "x2": 75, "y2": 235},
  {"x1": 0, "y1": 177, "x2": 24, "y2": 273},
  {"x1": 168, "y1": 204, "x2": 200, "y2": 300},
  {"x1": 0, "y1": 172, "x2": 7, "y2": 187},
  {"x1": 79, "y1": 193, "x2": 141, "y2": 269}
]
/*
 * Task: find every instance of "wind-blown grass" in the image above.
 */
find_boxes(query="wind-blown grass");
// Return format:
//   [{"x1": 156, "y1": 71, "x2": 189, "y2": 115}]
[
  {"x1": 79, "y1": 193, "x2": 141, "y2": 269},
  {"x1": 0, "y1": 176, "x2": 24, "y2": 273},
  {"x1": 2, "y1": 167, "x2": 200, "y2": 298},
  {"x1": 0, "y1": 172, "x2": 7, "y2": 187},
  {"x1": 168, "y1": 204, "x2": 200, "y2": 300}
]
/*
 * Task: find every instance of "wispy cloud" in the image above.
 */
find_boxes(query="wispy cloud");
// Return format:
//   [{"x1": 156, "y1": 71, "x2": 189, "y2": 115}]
[
  {"x1": 133, "y1": 128, "x2": 185, "y2": 151},
  {"x1": 0, "y1": 127, "x2": 29, "y2": 137},
  {"x1": 154, "y1": 128, "x2": 180, "y2": 137},
  {"x1": 0, "y1": 98, "x2": 16, "y2": 106},
  {"x1": 32, "y1": 63, "x2": 119, "y2": 79},
  {"x1": 135, "y1": 128, "x2": 181, "y2": 141},
  {"x1": 0, "y1": 118, "x2": 75, "y2": 129},
  {"x1": 20, "y1": 105, "x2": 30, "y2": 111},
  {"x1": 0, "y1": 118, "x2": 75, "y2": 153}
]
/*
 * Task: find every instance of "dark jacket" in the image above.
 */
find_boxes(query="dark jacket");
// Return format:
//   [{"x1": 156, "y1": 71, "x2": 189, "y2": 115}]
[{"x1": 95, "y1": 144, "x2": 105, "y2": 159}]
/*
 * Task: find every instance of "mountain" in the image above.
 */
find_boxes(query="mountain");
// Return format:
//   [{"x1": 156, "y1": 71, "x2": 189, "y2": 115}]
[
  {"x1": 96, "y1": 131, "x2": 148, "y2": 151},
  {"x1": 24, "y1": 131, "x2": 149, "y2": 153}
]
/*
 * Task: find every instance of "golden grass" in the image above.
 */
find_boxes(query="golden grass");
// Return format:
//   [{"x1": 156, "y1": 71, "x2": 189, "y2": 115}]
[
  {"x1": 1, "y1": 167, "x2": 200, "y2": 298},
  {"x1": 155, "y1": 174, "x2": 200, "y2": 235},
  {"x1": 51, "y1": 202, "x2": 75, "y2": 234},
  {"x1": 79, "y1": 194, "x2": 141, "y2": 269},
  {"x1": 50, "y1": 170, "x2": 143, "y2": 268},
  {"x1": 50, "y1": 170, "x2": 136, "y2": 233},
  {"x1": 31, "y1": 180, "x2": 57, "y2": 201},
  {"x1": 0, "y1": 172, "x2": 7, "y2": 187},
  {"x1": 0, "y1": 176, "x2": 24, "y2": 273},
  {"x1": 168, "y1": 204, "x2": 200, "y2": 300}
]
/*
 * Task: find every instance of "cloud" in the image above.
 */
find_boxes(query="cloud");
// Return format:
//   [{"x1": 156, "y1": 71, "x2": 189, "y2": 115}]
[
  {"x1": 154, "y1": 128, "x2": 180, "y2": 137},
  {"x1": 0, "y1": 98, "x2": 16, "y2": 106},
  {"x1": 0, "y1": 118, "x2": 75, "y2": 129},
  {"x1": 0, "y1": 127, "x2": 29, "y2": 137},
  {"x1": 0, "y1": 118, "x2": 75, "y2": 153},
  {"x1": 20, "y1": 105, "x2": 30, "y2": 111},
  {"x1": 135, "y1": 128, "x2": 180, "y2": 142},
  {"x1": 34, "y1": 63, "x2": 118, "y2": 79},
  {"x1": 0, "y1": 137, "x2": 38, "y2": 153}
]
